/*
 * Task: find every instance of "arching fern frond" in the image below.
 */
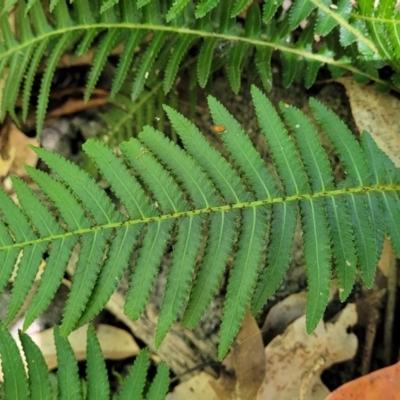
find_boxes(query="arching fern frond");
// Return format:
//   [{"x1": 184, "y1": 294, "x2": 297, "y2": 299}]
[
  {"x1": 1, "y1": 86, "x2": 399, "y2": 360},
  {"x1": 0, "y1": 323, "x2": 169, "y2": 399},
  {"x1": 1, "y1": 0, "x2": 398, "y2": 135}
]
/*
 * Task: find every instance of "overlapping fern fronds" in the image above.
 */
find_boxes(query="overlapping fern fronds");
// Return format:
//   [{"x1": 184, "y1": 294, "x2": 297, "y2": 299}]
[
  {"x1": 1, "y1": 0, "x2": 399, "y2": 135},
  {"x1": 1, "y1": 86, "x2": 399, "y2": 359},
  {"x1": 0, "y1": 323, "x2": 169, "y2": 399}
]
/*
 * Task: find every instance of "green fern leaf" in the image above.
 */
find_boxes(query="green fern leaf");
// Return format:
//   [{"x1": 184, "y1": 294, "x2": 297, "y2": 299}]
[
  {"x1": 62, "y1": 231, "x2": 112, "y2": 335},
  {"x1": 117, "y1": 348, "x2": 148, "y2": 400},
  {"x1": 86, "y1": 325, "x2": 110, "y2": 400},
  {"x1": 137, "y1": 0, "x2": 151, "y2": 8},
  {"x1": 21, "y1": 167, "x2": 87, "y2": 329},
  {"x1": 22, "y1": 38, "x2": 49, "y2": 122},
  {"x1": 1, "y1": 3, "x2": 34, "y2": 120},
  {"x1": 263, "y1": 0, "x2": 284, "y2": 24},
  {"x1": 220, "y1": 206, "x2": 269, "y2": 359},
  {"x1": 164, "y1": 35, "x2": 196, "y2": 94},
  {"x1": 208, "y1": 96, "x2": 279, "y2": 199},
  {"x1": 167, "y1": 0, "x2": 191, "y2": 21},
  {"x1": 49, "y1": 0, "x2": 61, "y2": 12},
  {"x1": 30, "y1": 147, "x2": 124, "y2": 334},
  {"x1": 310, "y1": 99, "x2": 379, "y2": 285},
  {"x1": 304, "y1": 50, "x2": 324, "y2": 89},
  {"x1": 85, "y1": 28, "x2": 122, "y2": 102},
  {"x1": 361, "y1": 132, "x2": 400, "y2": 257},
  {"x1": 252, "y1": 87, "x2": 308, "y2": 195},
  {"x1": 33, "y1": 147, "x2": 123, "y2": 224},
  {"x1": 0, "y1": 222, "x2": 19, "y2": 298},
  {"x1": 231, "y1": 0, "x2": 249, "y2": 17},
  {"x1": 132, "y1": 31, "x2": 169, "y2": 101},
  {"x1": 281, "y1": 105, "x2": 357, "y2": 300},
  {"x1": 156, "y1": 215, "x2": 205, "y2": 348},
  {"x1": 75, "y1": 0, "x2": 97, "y2": 24},
  {"x1": 197, "y1": 37, "x2": 218, "y2": 88},
  {"x1": 111, "y1": 30, "x2": 145, "y2": 97},
  {"x1": 281, "y1": 50, "x2": 298, "y2": 89},
  {"x1": 314, "y1": 0, "x2": 352, "y2": 36},
  {"x1": 54, "y1": 327, "x2": 82, "y2": 400},
  {"x1": 0, "y1": 322, "x2": 29, "y2": 400},
  {"x1": 310, "y1": 99, "x2": 370, "y2": 186},
  {"x1": 182, "y1": 211, "x2": 237, "y2": 328},
  {"x1": 1, "y1": 48, "x2": 33, "y2": 120},
  {"x1": 1, "y1": 0, "x2": 17, "y2": 16},
  {"x1": 195, "y1": 0, "x2": 219, "y2": 18},
  {"x1": 252, "y1": 87, "x2": 332, "y2": 332},
  {"x1": 10, "y1": 178, "x2": 79, "y2": 327},
  {"x1": 300, "y1": 198, "x2": 331, "y2": 333},
  {"x1": 289, "y1": 0, "x2": 317, "y2": 29},
  {"x1": 36, "y1": 33, "x2": 78, "y2": 134},
  {"x1": 255, "y1": 46, "x2": 273, "y2": 91},
  {"x1": 0, "y1": 188, "x2": 48, "y2": 324},
  {"x1": 226, "y1": 42, "x2": 250, "y2": 94},
  {"x1": 75, "y1": 29, "x2": 103, "y2": 57},
  {"x1": 358, "y1": 0, "x2": 400, "y2": 69},
  {"x1": 78, "y1": 225, "x2": 140, "y2": 327},
  {"x1": 163, "y1": 104, "x2": 261, "y2": 358},
  {"x1": 19, "y1": 331, "x2": 53, "y2": 400},
  {"x1": 251, "y1": 202, "x2": 298, "y2": 313},
  {"x1": 145, "y1": 362, "x2": 169, "y2": 400},
  {"x1": 125, "y1": 220, "x2": 174, "y2": 321},
  {"x1": 100, "y1": 0, "x2": 118, "y2": 13},
  {"x1": 0, "y1": 11, "x2": 18, "y2": 47},
  {"x1": 119, "y1": 135, "x2": 204, "y2": 346}
]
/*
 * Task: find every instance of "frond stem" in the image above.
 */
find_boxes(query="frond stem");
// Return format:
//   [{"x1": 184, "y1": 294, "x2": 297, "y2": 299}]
[{"x1": 2, "y1": 183, "x2": 398, "y2": 251}]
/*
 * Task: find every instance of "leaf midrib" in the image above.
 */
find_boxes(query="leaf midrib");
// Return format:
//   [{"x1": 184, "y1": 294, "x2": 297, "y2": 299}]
[
  {"x1": 0, "y1": 184, "x2": 398, "y2": 252},
  {"x1": 0, "y1": 22, "x2": 394, "y2": 90}
]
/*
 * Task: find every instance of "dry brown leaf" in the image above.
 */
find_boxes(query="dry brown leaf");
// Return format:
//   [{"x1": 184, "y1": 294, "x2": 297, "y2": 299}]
[
  {"x1": 257, "y1": 303, "x2": 358, "y2": 400},
  {"x1": 47, "y1": 96, "x2": 108, "y2": 118},
  {"x1": 29, "y1": 323, "x2": 140, "y2": 370},
  {"x1": 166, "y1": 372, "x2": 223, "y2": 400},
  {"x1": 167, "y1": 312, "x2": 265, "y2": 400},
  {"x1": 261, "y1": 291, "x2": 307, "y2": 343},
  {"x1": 231, "y1": 311, "x2": 266, "y2": 400},
  {"x1": 261, "y1": 284, "x2": 338, "y2": 344},
  {"x1": 0, "y1": 121, "x2": 38, "y2": 178},
  {"x1": 378, "y1": 237, "x2": 397, "y2": 279},
  {"x1": 211, "y1": 311, "x2": 266, "y2": 400},
  {"x1": 338, "y1": 77, "x2": 400, "y2": 167}
]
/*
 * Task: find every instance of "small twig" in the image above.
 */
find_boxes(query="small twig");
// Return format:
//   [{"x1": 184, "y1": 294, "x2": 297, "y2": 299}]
[{"x1": 384, "y1": 247, "x2": 398, "y2": 365}]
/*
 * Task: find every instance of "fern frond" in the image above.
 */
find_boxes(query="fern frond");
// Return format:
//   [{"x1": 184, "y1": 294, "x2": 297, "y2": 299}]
[
  {"x1": 1, "y1": 86, "x2": 400, "y2": 360},
  {"x1": 3, "y1": 0, "x2": 400, "y2": 134},
  {"x1": 86, "y1": 325, "x2": 110, "y2": 400},
  {"x1": 54, "y1": 326, "x2": 83, "y2": 399},
  {"x1": 0, "y1": 323, "x2": 167, "y2": 399},
  {"x1": 0, "y1": 323, "x2": 29, "y2": 400}
]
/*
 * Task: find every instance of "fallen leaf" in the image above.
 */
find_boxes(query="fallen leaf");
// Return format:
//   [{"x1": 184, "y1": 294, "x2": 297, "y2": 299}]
[
  {"x1": 166, "y1": 372, "x2": 222, "y2": 400},
  {"x1": 261, "y1": 291, "x2": 307, "y2": 344},
  {"x1": 324, "y1": 361, "x2": 400, "y2": 400},
  {"x1": 378, "y1": 237, "x2": 397, "y2": 280},
  {"x1": 29, "y1": 324, "x2": 140, "y2": 370},
  {"x1": 0, "y1": 120, "x2": 38, "y2": 178},
  {"x1": 261, "y1": 283, "x2": 338, "y2": 344},
  {"x1": 212, "y1": 311, "x2": 266, "y2": 400},
  {"x1": 257, "y1": 303, "x2": 358, "y2": 400},
  {"x1": 338, "y1": 77, "x2": 400, "y2": 167}
]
